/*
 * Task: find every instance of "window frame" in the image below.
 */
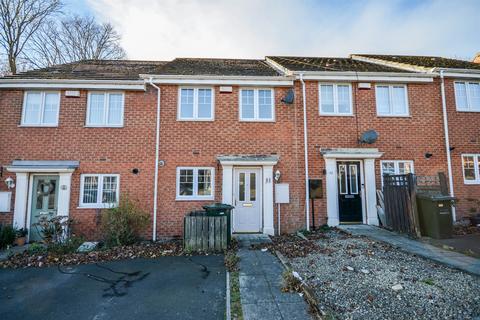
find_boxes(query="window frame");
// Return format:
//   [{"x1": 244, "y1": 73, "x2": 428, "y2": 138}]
[
  {"x1": 380, "y1": 160, "x2": 414, "y2": 186},
  {"x1": 375, "y1": 84, "x2": 410, "y2": 117},
  {"x1": 177, "y1": 87, "x2": 215, "y2": 121},
  {"x1": 239, "y1": 88, "x2": 275, "y2": 122},
  {"x1": 176, "y1": 167, "x2": 215, "y2": 201},
  {"x1": 21, "y1": 91, "x2": 61, "y2": 127},
  {"x1": 318, "y1": 82, "x2": 353, "y2": 116},
  {"x1": 454, "y1": 81, "x2": 480, "y2": 112},
  {"x1": 79, "y1": 174, "x2": 120, "y2": 208},
  {"x1": 461, "y1": 154, "x2": 480, "y2": 184},
  {"x1": 86, "y1": 91, "x2": 125, "y2": 127}
]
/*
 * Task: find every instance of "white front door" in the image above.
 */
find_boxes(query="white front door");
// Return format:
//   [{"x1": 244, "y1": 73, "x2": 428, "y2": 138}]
[{"x1": 233, "y1": 168, "x2": 262, "y2": 233}]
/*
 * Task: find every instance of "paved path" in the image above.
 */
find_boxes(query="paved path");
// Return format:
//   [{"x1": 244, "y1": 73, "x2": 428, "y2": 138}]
[
  {"x1": 0, "y1": 256, "x2": 225, "y2": 320},
  {"x1": 339, "y1": 225, "x2": 480, "y2": 277},
  {"x1": 235, "y1": 234, "x2": 311, "y2": 320}
]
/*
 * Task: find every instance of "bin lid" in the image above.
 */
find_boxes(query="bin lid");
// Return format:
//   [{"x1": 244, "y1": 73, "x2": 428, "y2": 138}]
[
  {"x1": 417, "y1": 194, "x2": 456, "y2": 201},
  {"x1": 202, "y1": 203, "x2": 235, "y2": 210}
]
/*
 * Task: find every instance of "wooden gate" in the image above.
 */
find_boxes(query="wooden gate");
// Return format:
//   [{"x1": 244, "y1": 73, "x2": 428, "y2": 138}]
[
  {"x1": 184, "y1": 214, "x2": 228, "y2": 252},
  {"x1": 383, "y1": 174, "x2": 421, "y2": 237}
]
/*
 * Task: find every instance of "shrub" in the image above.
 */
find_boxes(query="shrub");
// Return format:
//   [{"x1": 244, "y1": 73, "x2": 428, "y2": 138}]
[
  {"x1": 27, "y1": 242, "x2": 47, "y2": 255},
  {"x1": 101, "y1": 197, "x2": 149, "y2": 247},
  {"x1": 48, "y1": 236, "x2": 85, "y2": 255},
  {"x1": 0, "y1": 225, "x2": 16, "y2": 249}
]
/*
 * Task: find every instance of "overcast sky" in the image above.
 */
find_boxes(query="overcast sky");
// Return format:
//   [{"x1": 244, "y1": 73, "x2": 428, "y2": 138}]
[{"x1": 66, "y1": 0, "x2": 479, "y2": 61}]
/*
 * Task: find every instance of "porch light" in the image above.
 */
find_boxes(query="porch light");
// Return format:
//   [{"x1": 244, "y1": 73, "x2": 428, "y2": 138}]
[
  {"x1": 5, "y1": 176, "x2": 15, "y2": 189},
  {"x1": 274, "y1": 170, "x2": 281, "y2": 182}
]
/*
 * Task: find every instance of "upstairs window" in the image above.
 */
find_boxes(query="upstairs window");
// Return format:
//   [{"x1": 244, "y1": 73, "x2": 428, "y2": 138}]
[
  {"x1": 178, "y1": 87, "x2": 214, "y2": 120},
  {"x1": 462, "y1": 154, "x2": 480, "y2": 184},
  {"x1": 86, "y1": 92, "x2": 124, "y2": 127},
  {"x1": 454, "y1": 82, "x2": 480, "y2": 112},
  {"x1": 176, "y1": 167, "x2": 214, "y2": 200},
  {"x1": 240, "y1": 88, "x2": 274, "y2": 121},
  {"x1": 319, "y1": 83, "x2": 353, "y2": 115},
  {"x1": 79, "y1": 174, "x2": 119, "y2": 208},
  {"x1": 21, "y1": 91, "x2": 60, "y2": 126},
  {"x1": 375, "y1": 85, "x2": 409, "y2": 116}
]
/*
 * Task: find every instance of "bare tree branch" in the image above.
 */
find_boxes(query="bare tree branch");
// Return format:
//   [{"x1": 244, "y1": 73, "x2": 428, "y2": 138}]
[
  {"x1": 24, "y1": 15, "x2": 126, "y2": 68},
  {"x1": 0, "y1": 0, "x2": 61, "y2": 74}
]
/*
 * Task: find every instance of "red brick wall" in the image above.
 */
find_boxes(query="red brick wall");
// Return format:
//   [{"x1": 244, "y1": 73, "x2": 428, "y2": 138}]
[
  {"x1": 444, "y1": 78, "x2": 480, "y2": 218},
  {"x1": 0, "y1": 88, "x2": 157, "y2": 239},
  {"x1": 300, "y1": 79, "x2": 449, "y2": 226},
  {"x1": 155, "y1": 85, "x2": 306, "y2": 236},
  {"x1": 1, "y1": 77, "x2": 477, "y2": 240}
]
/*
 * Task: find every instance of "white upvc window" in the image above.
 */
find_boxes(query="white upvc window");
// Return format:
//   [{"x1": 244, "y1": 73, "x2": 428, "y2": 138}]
[
  {"x1": 79, "y1": 174, "x2": 120, "y2": 208},
  {"x1": 21, "y1": 91, "x2": 60, "y2": 126},
  {"x1": 86, "y1": 92, "x2": 124, "y2": 127},
  {"x1": 462, "y1": 154, "x2": 480, "y2": 184},
  {"x1": 454, "y1": 81, "x2": 480, "y2": 112},
  {"x1": 319, "y1": 83, "x2": 353, "y2": 115},
  {"x1": 178, "y1": 87, "x2": 214, "y2": 120},
  {"x1": 375, "y1": 84, "x2": 409, "y2": 116},
  {"x1": 176, "y1": 167, "x2": 214, "y2": 200},
  {"x1": 239, "y1": 88, "x2": 275, "y2": 121},
  {"x1": 380, "y1": 160, "x2": 414, "y2": 185}
]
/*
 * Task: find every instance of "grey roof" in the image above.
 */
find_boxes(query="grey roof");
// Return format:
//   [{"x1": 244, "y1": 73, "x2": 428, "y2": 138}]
[
  {"x1": 355, "y1": 54, "x2": 480, "y2": 70},
  {"x1": 267, "y1": 56, "x2": 410, "y2": 73},
  {"x1": 157, "y1": 58, "x2": 281, "y2": 76},
  {"x1": 8, "y1": 160, "x2": 80, "y2": 169},
  {"x1": 3, "y1": 60, "x2": 168, "y2": 80}
]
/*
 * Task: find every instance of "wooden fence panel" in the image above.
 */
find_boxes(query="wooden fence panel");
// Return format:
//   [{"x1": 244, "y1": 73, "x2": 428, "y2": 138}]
[
  {"x1": 184, "y1": 215, "x2": 228, "y2": 252},
  {"x1": 383, "y1": 174, "x2": 421, "y2": 237}
]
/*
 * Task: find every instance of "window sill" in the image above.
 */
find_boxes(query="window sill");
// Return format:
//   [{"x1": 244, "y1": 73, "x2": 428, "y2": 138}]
[
  {"x1": 463, "y1": 181, "x2": 480, "y2": 185},
  {"x1": 319, "y1": 113, "x2": 354, "y2": 117},
  {"x1": 175, "y1": 197, "x2": 214, "y2": 201},
  {"x1": 84, "y1": 125, "x2": 124, "y2": 128},
  {"x1": 176, "y1": 118, "x2": 215, "y2": 122},
  {"x1": 18, "y1": 124, "x2": 58, "y2": 127},
  {"x1": 239, "y1": 119, "x2": 276, "y2": 123},
  {"x1": 455, "y1": 109, "x2": 480, "y2": 113},
  {"x1": 77, "y1": 205, "x2": 118, "y2": 209},
  {"x1": 376, "y1": 115, "x2": 411, "y2": 118}
]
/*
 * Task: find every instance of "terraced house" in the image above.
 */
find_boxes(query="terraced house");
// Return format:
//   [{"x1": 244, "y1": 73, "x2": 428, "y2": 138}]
[{"x1": 0, "y1": 53, "x2": 479, "y2": 241}]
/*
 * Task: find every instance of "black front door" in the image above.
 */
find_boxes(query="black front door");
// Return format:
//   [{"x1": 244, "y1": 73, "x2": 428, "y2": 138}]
[{"x1": 337, "y1": 161, "x2": 362, "y2": 223}]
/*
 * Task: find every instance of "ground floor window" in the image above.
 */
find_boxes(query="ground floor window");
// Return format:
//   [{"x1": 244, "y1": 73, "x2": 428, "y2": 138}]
[
  {"x1": 176, "y1": 167, "x2": 214, "y2": 200},
  {"x1": 380, "y1": 160, "x2": 414, "y2": 185},
  {"x1": 462, "y1": 154, "x2": 480, "y2": 184},
  {"x1": 79, "y1": 174, "x2": 119, "y2": 208}
]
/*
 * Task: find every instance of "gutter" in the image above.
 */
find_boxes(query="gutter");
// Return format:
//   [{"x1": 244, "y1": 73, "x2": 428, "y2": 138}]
[
  {"x1": 439, "y1": 70, "x2": 456, "y2": 220},
  {"x1": 141, "y1": 74, "x2": 294, "y2": 86},
  {"x1": 148, "y1": 78, "x2": 162, "y2": 241},
  {"x1": 299, "y1": 74, "x2": 311, "y2": 231},
  {"x1": 0, "y1": 78, "x2": 146, "y2": 90}
]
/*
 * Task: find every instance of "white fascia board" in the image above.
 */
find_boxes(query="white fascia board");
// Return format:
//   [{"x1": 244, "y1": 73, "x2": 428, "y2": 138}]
[
  {"x1": 141, "y1": 74, "x2": 294, "y2": 87},
  {"x1": 435, "y1": 69, "x2": 480, "y2": 79},
  {"x1": 264, "y1": 58, "x2": 294, "y2": 76},
  {"x1": 296, "y1": 72, "x2": 434, "y2": 83},
  {"x1": 0, "y1": 79, "x2": 146, "y2": 90},
  {"x1": 218, "y1": 160, "x2": 279, "y2": 166},
  {"x1": 350, "y1": 55, "x2": 434, "y2": 73},
  {"x1": 5, "y1": 166, "x2": 76, "y2": 173}
]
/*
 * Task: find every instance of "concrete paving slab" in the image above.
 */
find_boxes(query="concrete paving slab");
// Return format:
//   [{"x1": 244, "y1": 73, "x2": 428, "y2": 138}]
[{"x1": 242, "y1": 302, "x2": 282, "y2": 320}]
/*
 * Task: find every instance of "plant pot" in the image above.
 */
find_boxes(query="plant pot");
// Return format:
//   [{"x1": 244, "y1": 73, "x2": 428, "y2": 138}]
[{"x1": 15, "y1": 237, "x2": 26, "y2": 246}]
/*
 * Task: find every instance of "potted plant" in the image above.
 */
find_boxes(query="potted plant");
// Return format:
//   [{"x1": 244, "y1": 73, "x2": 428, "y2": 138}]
[
  {"x1": 466, "y1": 198, "x2": 480, "y2": 226},
  {"x1": 15, "y1": 228, "x2": 28, "y2": 246}
]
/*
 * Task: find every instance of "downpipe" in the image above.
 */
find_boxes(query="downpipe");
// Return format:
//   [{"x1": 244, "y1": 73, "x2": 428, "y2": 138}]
[
  {"x1": 300, "y1": 74, "x2": 311, "y2": 231},
  {"x1": 149, "y1": 78, "x2": 161, "y2": 241}
]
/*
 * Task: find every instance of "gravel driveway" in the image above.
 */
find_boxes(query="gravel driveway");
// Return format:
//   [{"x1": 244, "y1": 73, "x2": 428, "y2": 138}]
[{"x1": 289, "y1": 230, "x2": 480, "y2": 320}]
